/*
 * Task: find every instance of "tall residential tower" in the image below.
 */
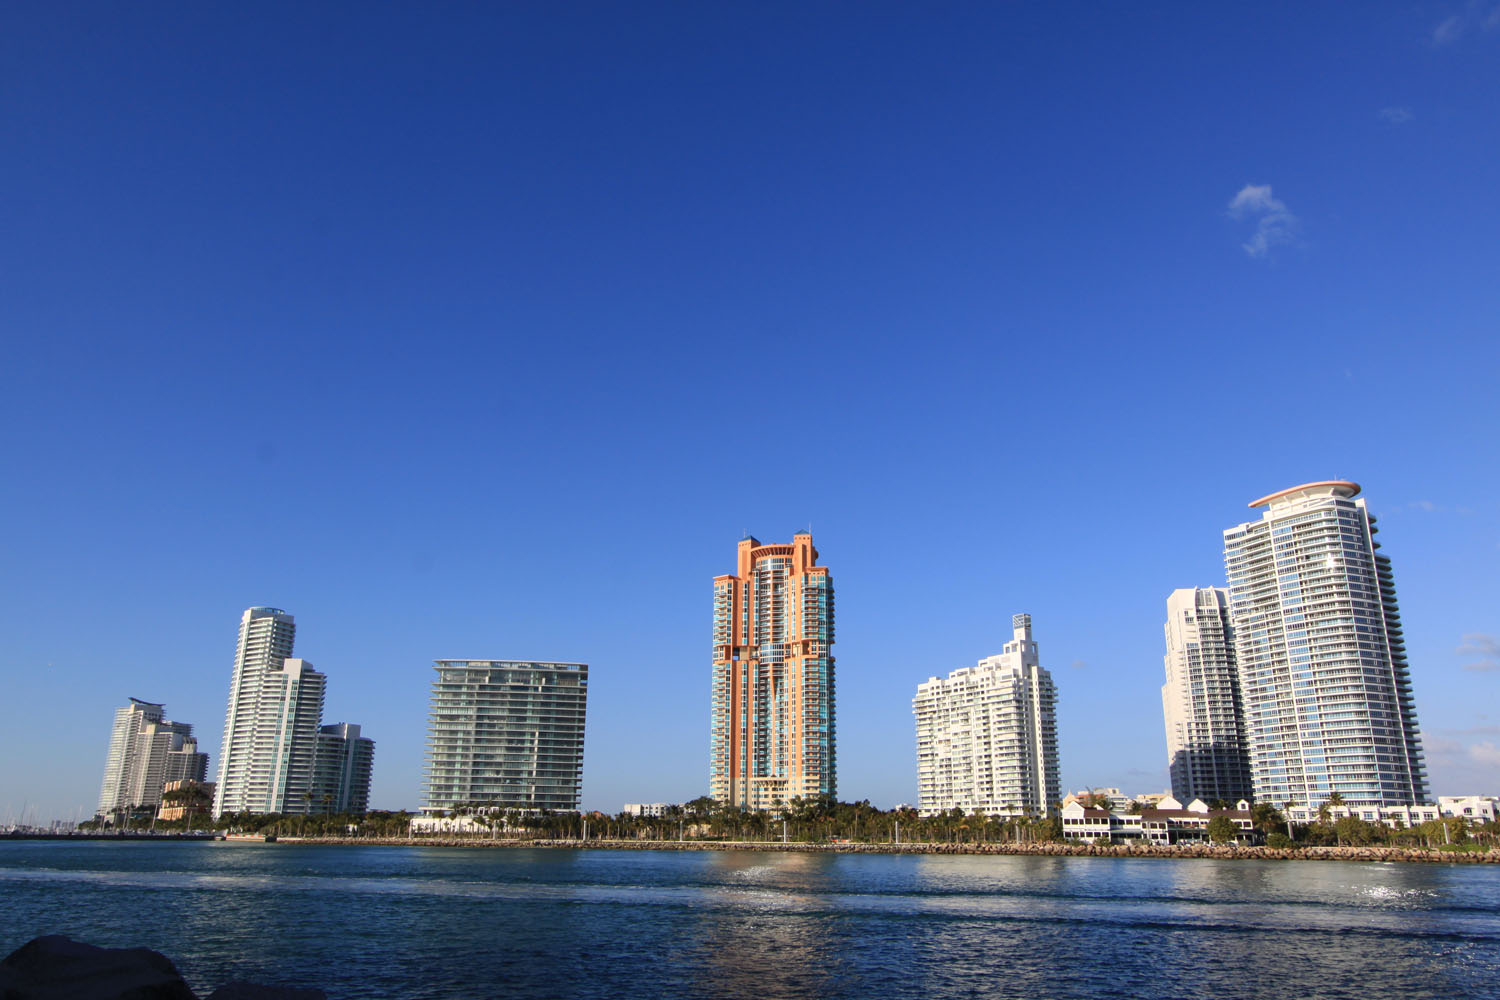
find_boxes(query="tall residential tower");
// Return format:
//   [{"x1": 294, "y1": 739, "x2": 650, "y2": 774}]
[
  {"x1": 1223, "y1": 482, "x2": 1427, "y2": 809},
  {"x1": 312, "y1": 723, "x2": 376, "y2": 814},
  {"x1": 214, "y1": 607, "x2": 346, "y2": 817},
  {"x1": 1161, "y1": 587, "x2": 1252, "y2": 804},
  {"x1": 914, "y1": 614, "x2": 1060, "y2": 817},
  {"x1": 710, "y1": 533, "x2": 835, "y2": 810},
  {"x1": 97, "y1": 699, "x2": 208, "y2": 818}
]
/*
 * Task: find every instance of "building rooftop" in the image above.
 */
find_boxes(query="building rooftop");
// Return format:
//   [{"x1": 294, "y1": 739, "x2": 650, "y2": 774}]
[{"x1": 1248, "y1": 480, "x2": 1360, "y2": 508}]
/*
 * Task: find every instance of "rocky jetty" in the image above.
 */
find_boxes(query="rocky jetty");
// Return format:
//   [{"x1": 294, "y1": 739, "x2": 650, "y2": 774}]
[
  {"x1": 0, "y1": 936, "x2": 326, "y2": 1000},
  {"x1": 294, "y1": 835, "x2": 1499, "y2": 862}
]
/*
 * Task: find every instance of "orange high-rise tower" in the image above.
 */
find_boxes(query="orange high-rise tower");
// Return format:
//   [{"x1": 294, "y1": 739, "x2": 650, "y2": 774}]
[{"x1": 710, "y1": 533, "x2": 835, "y2": 810}]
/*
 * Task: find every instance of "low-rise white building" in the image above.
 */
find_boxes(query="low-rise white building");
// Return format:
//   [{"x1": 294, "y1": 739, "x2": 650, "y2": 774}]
[
  {"x1": 622, "y1": 803, "x2": 674, "y2": 817},
  {"x1": 1062, "y1": 795, "x2": 1255, "y2": 844},
  {"x1": 1283, "y1": 803, "x2": 1440, "y2": 828},
  {"x1": 1438, "y1": 796, "x2": 1498, "y2": 824}
]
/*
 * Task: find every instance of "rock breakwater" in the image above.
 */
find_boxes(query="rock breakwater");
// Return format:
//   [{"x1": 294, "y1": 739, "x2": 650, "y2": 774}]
[{"x1": 287, "y1": 836, "x2": 1499, "y2": 862}]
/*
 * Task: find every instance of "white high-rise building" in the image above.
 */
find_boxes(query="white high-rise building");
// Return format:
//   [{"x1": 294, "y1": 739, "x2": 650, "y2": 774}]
[
  {"x1": 129, "y1": 722, "x2": 207, "y2": 811},
  {"x1": 99, "y1": 699, "x2": 164, "y2": 816},
  {"x1": 215, "y1": 607, "x2": 296, "y2": 817},
  {"x1": 215, "y1": 608, "x2": 328, "y2": 816},
  {"x1": 97, "y1": 699, "x2": 206, "y2": 817},
  {"x1": 1223, "y1": 481, "x2": 1428, "y2": 809},
  {"x1": 258, "y1": 658, "x2": 328, "y2": 815},
  {"x1": 914, "y1": 614, "x2": 1060, "y2": 817},
  {"x1": 1162, "y1": 588, "x2": 1253, "y2": 804},
  {"x1": 98, "y1": 699, "x2": 208, "y2": 818}
]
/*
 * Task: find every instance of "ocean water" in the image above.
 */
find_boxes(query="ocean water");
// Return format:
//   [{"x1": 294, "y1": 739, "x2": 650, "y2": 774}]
[{"x1": 1, "y1": 842, "x2": 1497, "y2": 999}]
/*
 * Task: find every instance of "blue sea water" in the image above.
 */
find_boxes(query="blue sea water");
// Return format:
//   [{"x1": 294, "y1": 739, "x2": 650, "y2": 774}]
[{"x1": 1, "y1": 842, "x2": 1497, "y2": 999}]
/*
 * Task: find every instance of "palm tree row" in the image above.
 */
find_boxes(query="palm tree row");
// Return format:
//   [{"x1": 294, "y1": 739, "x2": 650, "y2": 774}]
[{"x1": 413, "y1": 795, "x2": 1067, "y2": 844}]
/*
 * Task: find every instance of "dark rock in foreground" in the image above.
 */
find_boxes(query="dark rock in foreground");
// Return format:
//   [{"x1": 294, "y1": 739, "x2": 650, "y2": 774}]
[{"x1": 0, "y1": 936, "x2": 325, "y2": 1000}]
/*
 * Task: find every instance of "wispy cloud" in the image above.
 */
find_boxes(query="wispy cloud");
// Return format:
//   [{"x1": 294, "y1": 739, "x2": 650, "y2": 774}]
[
  {"x1": 1431, "y1": 4, "x2": 1500, "y2": 45},
  {"x1": 1425, "y1": 736, "x2": 1464, "y2": 756},
  {"x1": 1409, "y1": 499, "x2": 1439, "y2": 512},
  {"x1": 1433, "y1": 14, "x2": 1465, "y2": 44},
  {"x1": 1379, "y1": 106, "x2": 1414, "y2": 125},
  {"x1": 1227, "y1": 184, "x2": 1298, "y2": 258},
  {"x1": 1070, "y1": 659, "x2": 1087, "y2": 670},
  {"x1": 1470, "y1": 741, "x2": 1500, "y2": 768},
  {"x1": 1458, "y1": 633, "x2": 1500, "y2": 672}
]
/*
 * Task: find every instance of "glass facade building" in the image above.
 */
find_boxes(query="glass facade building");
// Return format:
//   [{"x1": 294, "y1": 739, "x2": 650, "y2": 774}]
[
  {"x1": 311, "y1": 722, "x2": 376, "y2": 815},
  {"x1": 1223, "y1": 482, "x2": 1428, "y2": 809},
  {"x1": 710, "y1": 533, "x2": 835, "y2": 810},
  {"x1": 423, "y1": 660, "x2": 588, "y2": 813}
]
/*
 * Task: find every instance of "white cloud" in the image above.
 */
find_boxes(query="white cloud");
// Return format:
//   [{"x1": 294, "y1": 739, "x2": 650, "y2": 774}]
[
  {"x1": 1458, "y1": 633, "x2": 1500, "y2": 672},
  {"x1": 1227, "y1": 184, "x2": 1298, "y2": 258},
  {"x1": 1433, "y1": 14, "x2": 1465, "y2": 44},
  {"x1": 1432, "y1": 4, "x2": 1500, "y2": 45},
  {"x1": 1410, "y1": 499, "x2": 1440, "y2": 512},
  {"x1": 1070, "y1": 659, "x2": 1087, "y2": 670},
  {"x1": 1469, "y1": 741, "x2": 1500, "y2": 768},
  {"x1": 1379, "y1": 106, "x2": 1413, "y2": 125}
]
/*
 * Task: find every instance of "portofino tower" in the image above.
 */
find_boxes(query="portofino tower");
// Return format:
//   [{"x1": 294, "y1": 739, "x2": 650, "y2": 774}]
[{"x1": 710, "y1": 533, "x2": 835, "y2": 810}]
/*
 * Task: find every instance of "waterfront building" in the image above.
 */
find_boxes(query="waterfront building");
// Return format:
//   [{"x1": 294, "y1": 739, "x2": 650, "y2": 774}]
[
  {"x1": 1223, "y1": 482, "x2": 1428, "y2": 809},
  {"x1": 311, "y1": 723, "x2": 376, "y2": 814},
  {"x1": 215, "y1": 607, "x2": 297, "y2": 817},
  {"x1": 98, "y1": 698, "x2": 164, "y2": 816},
  {"x1": 622, "y1": 803, "x2": 674, "y2": 817},
  {"x1": 156, "y1": 779, "x2": 216, "y2": 823},
  {"x1": 97, "y1": 699, "x2": 207, "y2": 817},
  {"x1": 256, "y1": 657, "x2": 328, "y2": 815},
  {"x1": 913, "y1": 614, "x2": 1060, "y2": 818},
  {"x1": 1161, "y1": 587, "x2": 1253, "y2": 804},
  {"x1": 133, "y1": 722, "x2": 208, "y2": 809},
  {"x1": 1438, "y1": 795, "x2": 1499, "y2": 824},
  {"x1": 214, "y1": 608, "x2": 350, "y2": 816},
  {"x1": 423, "y1": 660, "x2": 588, "y2": 813},
  {"x1": 1282, "y1": 802, "x2": 1440, "y2": 828},
  {"x1": 1061, "y1": 795, "x2": 1256, "y2": 844},
  {"x1": 710, "y1": 533, "x2": 836, "y2": 810}
]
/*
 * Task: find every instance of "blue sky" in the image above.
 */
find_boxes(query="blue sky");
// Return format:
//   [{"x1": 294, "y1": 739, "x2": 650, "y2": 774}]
[{"x1": 2, "y1": 4, "x2": 1497, "y2": 822}]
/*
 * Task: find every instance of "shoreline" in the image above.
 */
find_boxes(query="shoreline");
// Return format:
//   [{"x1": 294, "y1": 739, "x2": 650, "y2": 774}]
[{"x1": 273, "y1": 836, "x2": 1500, "y2": 863}]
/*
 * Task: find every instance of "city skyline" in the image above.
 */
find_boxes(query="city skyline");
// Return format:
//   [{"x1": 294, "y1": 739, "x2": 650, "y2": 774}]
[{"x1": 2, "y1": 6, "x2": 1497, "y2": 822}]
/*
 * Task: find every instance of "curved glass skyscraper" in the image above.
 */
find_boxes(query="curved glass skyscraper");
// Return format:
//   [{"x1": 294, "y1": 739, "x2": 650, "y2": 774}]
[{"x1": 1223, "y1": 482, "x2": 1427, "y2": 809}]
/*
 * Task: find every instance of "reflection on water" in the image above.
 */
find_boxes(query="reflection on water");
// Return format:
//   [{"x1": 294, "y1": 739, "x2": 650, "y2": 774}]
[{"x1": 0, "y1": 843, "x2": 1497, "y2": 999}]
